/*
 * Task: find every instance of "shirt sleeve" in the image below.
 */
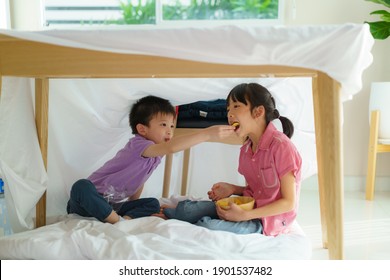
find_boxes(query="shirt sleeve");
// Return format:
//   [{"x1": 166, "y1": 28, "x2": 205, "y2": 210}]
[{"x1": 273, "y1": 139, "x2": 302, "y2": 180}]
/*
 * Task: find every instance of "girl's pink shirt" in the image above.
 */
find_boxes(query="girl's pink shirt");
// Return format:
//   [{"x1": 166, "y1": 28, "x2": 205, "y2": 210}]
[{"x1": 240, "y1": 122, "x2": 302, "y2": 236}]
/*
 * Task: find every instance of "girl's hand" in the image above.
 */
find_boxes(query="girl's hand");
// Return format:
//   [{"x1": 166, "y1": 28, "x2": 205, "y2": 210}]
[
  {"x1": 207, "y1": 182, "x2": 234, "y2": 201},
  {"x1": 216, "y1": 203, "x2": 248, "y2": 222}
]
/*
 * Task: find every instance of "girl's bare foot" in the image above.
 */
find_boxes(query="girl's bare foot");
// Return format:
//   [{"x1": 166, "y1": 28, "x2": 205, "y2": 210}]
[
  {"x1": 152, "y1": 212, "x2": 168, "y2": 219},
  {"x1": 151, "y1": 204, "x2": 174, "y2": 219}
]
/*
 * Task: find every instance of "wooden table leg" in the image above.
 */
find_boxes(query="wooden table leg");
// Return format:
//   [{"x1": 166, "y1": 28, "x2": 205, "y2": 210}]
[
  {"x1": 181, "y1": 149, "x2": 191, "y2": 195},
  {"x1": 35, "y1": 78, "x2": 49, "y2": 228},
  {"x1": 312, "y1": 72, "x2": 344, "y2": 259},
  {"x1": 162, "y1": 149, "x2": 191, "y2": 197},
  {"x1": 162, "y1": 153, "x2": 173, "y2": 198},
  {"x1": 365, "y1": 111, "x2": 379, "y2": 200}
]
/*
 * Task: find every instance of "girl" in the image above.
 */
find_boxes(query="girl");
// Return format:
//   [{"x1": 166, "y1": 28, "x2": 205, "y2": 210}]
[{"x1": 163, "y1": 83, "x2": 302, "y2": 236}]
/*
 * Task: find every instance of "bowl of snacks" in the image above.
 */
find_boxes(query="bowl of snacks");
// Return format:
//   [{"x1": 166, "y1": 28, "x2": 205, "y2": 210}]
[{"x1": 216, "y1": 196, "x2": 254, "y2": 211}]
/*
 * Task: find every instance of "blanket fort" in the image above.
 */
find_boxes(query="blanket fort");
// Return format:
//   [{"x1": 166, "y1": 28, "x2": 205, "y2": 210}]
[{"x1": 0, "y1": 24, "x2": 374, "y2": 259}]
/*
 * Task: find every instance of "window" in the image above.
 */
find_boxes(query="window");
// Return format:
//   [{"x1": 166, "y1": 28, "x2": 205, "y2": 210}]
[
  {"x1": 43, "y1": 0, "x2": 123, "y2": 26},
  {"x1": 43, "y1": 0, "x2": 282, "y2": 28},
  {"x1": 160, "y1": 0, "x2": 280, "y2": 22}
]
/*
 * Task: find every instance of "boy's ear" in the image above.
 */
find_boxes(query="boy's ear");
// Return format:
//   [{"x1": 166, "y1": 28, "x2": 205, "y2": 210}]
[{"x1": 136, "y1": 124, "x2": 147, "y2": 136}]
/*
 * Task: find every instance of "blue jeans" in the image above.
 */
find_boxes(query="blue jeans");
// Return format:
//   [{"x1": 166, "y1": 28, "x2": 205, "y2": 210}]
[
  {"x1": 163, "y1": 199, "x2": 263, "y2": 234},
  {"x1": 67, "y1": 179, "x2": 160, "y2": 222}
]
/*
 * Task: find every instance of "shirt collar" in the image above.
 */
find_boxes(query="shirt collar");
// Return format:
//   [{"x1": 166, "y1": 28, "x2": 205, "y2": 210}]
[
  {"x1": 245, "y1": 122, "x2": 278, "y2": 153},
  {"x1": 259, "y1": 122, "x2": 278, "y2": 150}
]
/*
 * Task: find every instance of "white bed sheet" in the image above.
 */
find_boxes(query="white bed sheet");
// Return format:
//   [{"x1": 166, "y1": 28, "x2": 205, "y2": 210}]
[{"x1": 0, "y1": 196, "x2": 311, "y2": 260}]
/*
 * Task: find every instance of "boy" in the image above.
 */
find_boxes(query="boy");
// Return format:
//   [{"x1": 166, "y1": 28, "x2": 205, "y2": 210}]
[{"x1": 67, "y1": 95, "x2": 235, "y2": 223}]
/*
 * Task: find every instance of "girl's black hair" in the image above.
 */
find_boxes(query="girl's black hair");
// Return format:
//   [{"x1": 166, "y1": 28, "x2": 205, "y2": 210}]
[
  {"x1": 226, "y1": 83, "x2": 294, "y2": 138},
  {"x1": 129, "y1": 95, "x2": 176, "y2": 135}
]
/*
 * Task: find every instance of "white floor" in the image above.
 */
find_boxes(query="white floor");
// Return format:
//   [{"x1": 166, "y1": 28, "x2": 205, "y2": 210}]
[
  {"x1": 298, "y1": 186, "x2": 390, "y2": 260},
  {"x1": 1, "y1": 185, "x2": 390, "y2": 260}
]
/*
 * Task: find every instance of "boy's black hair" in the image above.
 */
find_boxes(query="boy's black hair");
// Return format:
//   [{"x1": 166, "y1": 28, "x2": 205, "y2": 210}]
[
  {"x1": 227, "y1": 83, "x2": 294, "y2": 138},
  {"x1": 129, "y1": 95, "x2": 176, "y2": 135}
]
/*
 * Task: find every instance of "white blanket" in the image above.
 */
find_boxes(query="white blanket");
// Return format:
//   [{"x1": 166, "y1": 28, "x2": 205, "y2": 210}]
[{"x1": 0, "y1": 213, "x2": 311, "y2": 260}]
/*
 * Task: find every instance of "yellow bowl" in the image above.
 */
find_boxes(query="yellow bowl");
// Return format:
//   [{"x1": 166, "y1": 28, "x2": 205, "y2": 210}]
[{"x1": 216, "y1": 196, "x2": 254, "y2": 211}]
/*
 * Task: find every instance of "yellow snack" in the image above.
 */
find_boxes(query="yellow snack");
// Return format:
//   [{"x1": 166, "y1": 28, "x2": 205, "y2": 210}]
[
  {"x1": 217, "y1": 201, "x2": 229, "y2": 208},
  {"x1": 232, "y1": 122, "x2": 239, "y2": 127},
  {"x1": 234, "y1": 198, "x2": 242, "y2": 205},
  {"x1": 216, "y1": 196, "x2": 254, "y2": 211}
]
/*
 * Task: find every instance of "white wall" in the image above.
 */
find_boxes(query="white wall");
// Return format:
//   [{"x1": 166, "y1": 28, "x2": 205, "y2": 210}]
[
  {"x1": 9, "y1": 0, "x2": 42, "y2": 29},
  {"x1": 7, "y1": 0, "x2": 390, "y2": 180},
  {"x1": 284, "y1": 0, "x2": 390, "y2": 179},
  {"x1": 0, "y1": 0, "x2": 10, "y2": 28}
]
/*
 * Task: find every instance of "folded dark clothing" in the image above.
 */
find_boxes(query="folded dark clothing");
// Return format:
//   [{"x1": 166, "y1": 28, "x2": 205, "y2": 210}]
[
  {"x1": 178, "y1": 99, "x2": 227, "y2": 121},
  {"x1": 176, "y1": 118, "x2": 228, "y2": 128}
]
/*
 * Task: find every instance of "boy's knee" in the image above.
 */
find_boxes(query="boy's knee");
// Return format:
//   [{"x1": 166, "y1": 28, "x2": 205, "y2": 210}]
[{"x1": 70, "y1": 179, "x2": 94, "y2": 197}]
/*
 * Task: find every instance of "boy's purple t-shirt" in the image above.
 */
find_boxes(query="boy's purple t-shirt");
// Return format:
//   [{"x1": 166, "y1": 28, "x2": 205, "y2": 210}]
[{"x1": 88, "y1": 134, "x2": 162, "y2": 203}]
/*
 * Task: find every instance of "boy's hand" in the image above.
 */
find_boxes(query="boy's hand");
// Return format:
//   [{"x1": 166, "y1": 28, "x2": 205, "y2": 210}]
[{"x1": 205, "y1": 125, "x2": 235, "y2": 142}]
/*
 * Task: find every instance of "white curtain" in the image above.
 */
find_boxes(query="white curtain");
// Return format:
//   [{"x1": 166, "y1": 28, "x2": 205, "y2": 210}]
[{"x1": 0, "y1": 77, "x2": 317, "y2": 232}]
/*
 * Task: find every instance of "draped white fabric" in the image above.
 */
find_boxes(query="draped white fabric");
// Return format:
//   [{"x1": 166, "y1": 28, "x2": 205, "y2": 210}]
[
  {"x1": 0, "y1": 76, "x2": 317, "y2": 233},
  {"x1": 0, "y1": 23, "x2": 374, "y2": 99}
]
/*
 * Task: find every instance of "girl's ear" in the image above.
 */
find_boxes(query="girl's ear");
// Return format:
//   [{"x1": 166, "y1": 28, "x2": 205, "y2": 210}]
[
  {"x1": 253, "y1": 106, "x2": 265, "y2": 119},
  {"x1": 136, "y1": 123, "x2": 148, "y2": 136}
]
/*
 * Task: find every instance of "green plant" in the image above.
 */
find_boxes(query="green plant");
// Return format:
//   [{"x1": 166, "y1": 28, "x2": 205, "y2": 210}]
[
  {"x1": 118, "y1": 0, "x2": 156, "y2": 25},
  {"x1": 118, "y1": 0, "x2": 278, "y2": 24},
  {"x1": 365, "y1": 0, "x2": 390, "y2": 39}
]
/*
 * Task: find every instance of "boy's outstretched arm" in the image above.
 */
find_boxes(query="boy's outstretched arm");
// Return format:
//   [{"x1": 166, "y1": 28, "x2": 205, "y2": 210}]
[{"x1": 142, "y1": 125, "x2": 235, "y2": 158}]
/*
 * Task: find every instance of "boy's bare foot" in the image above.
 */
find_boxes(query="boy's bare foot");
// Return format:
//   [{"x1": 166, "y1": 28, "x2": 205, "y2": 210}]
[{"x1": 105, "y1": 210, "x2": 124, "y2": 224}]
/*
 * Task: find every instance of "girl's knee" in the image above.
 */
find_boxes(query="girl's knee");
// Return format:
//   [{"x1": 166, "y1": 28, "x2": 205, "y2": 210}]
[
  {"x1": 195, "y1": 216, "x2": 214, "y2": 229},
  {"x1": 144, "y1": 197, "x2": 160, "y2": 212}
]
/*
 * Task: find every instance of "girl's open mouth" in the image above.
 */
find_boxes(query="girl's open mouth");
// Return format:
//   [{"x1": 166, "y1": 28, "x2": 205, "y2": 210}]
[{"x1": 232, "y1": 122, "x2": 240, "y2": 131}]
